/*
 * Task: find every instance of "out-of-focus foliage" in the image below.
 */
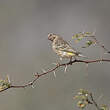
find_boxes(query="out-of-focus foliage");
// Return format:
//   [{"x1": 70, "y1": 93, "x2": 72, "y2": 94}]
[
  {"x1": 73, "y1": 89, "x2": 108, "y2": 110},
  {"x1": 73, "y1": 89, "x2": 91, "y2": 109},
  {"x1": 0, "y1": 75, "x2": 11, "y2": 91},
  {"x1": 82, "y1": 40, "x2": 95, "y2": 48},
  {"x1": 100, "y1": 105, "x2": 108, "y2": 110},
  {"x1": 72, "y1": 32, "x2": 95, "y2": 48}
]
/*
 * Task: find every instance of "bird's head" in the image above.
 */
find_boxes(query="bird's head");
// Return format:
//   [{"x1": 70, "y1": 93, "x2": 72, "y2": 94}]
[{"x1": 48, "y1": 33, "x2": 57, "y2": 41}]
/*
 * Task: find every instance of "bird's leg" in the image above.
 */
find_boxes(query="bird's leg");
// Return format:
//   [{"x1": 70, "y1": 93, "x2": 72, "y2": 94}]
[
  {"x1": 69, "y1": 56, "x2": 73, "y2": 65},
  {"x1": 73, "y1": 56, "x2": 77, "y2": 61},
  {"x1": 69, "y1": 56, "x2": 77, "y2": 64}
]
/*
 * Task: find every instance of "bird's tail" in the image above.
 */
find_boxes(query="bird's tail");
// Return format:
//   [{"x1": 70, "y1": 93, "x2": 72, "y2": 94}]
[
  {"x1": 78, "y1": 54, "x2": 88, "y2": 58},
  {"x1": 76, "y1": 52, "x2": 88, "y2": 58}
]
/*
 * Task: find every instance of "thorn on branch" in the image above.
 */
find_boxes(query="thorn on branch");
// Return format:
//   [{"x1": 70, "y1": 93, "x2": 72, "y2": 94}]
[
  {"x1": 42, "y1": 69, "x2": 47, "y2": 73},
  {"x1": 34, "y1": 72, "x2": 40, "y2": 78},
  {"x1": 53, "y1": 71, "x2": 56, "y2": 78},
  {"x1": 64, "y1": 64, "x2": 68, "y2": 73},
  {"x1": 28, "y1": 81, "x2": 33, "y2": 86},
  {"x1": 31, "y1": 85, "x2": 34, "y2": 88}
]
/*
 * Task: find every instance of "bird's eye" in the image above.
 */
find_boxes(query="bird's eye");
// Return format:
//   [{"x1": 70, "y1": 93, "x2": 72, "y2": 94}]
[{"x1": 48, "y1": 33, "x2": 53, "y2": 37}]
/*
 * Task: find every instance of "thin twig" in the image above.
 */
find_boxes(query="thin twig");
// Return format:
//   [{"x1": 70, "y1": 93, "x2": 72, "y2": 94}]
[
  {"x1": 87, "y1": 35, "x2": 110, "y2": 54},
  {"x1": 89, "y1": 93, "x2": 100, "y2": 110}
]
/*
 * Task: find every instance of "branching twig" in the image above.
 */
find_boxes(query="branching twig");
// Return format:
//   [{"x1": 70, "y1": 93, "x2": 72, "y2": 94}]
[
  {"x1": 89, "y1": 93, "x2": 100, "y2": 110},
  {"x1": 0, "y1": 58, "x2": 110, "y2": 92},
  {"x1": 73, "y1": 32, "x2": 110, "y2": 53},
  {"x1": 86, "y1": 35, "x2": 110, "y2": 54}
]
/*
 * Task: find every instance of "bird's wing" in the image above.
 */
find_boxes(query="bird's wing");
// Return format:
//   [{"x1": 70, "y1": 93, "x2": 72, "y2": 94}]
[{"x1": 55, "y1": 39, "x2": 77, "y2": 53}]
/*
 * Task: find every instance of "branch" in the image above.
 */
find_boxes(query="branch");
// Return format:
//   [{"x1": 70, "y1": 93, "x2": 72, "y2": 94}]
[{"x1": 1, "y1": 58, "x2": 110, "y2": 92}]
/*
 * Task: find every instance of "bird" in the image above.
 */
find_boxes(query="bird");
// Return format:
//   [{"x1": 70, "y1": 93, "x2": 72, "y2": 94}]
[{"x1": 48, "y1": 33, "x2": 86, "y2": 62}]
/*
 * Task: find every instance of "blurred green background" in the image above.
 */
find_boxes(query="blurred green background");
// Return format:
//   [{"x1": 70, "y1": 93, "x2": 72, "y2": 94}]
[{"x1": 0, "y1": 0, "x2": 110, "y2": 110}]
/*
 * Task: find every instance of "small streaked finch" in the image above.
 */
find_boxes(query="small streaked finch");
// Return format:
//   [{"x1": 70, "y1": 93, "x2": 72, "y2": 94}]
[{"x1": 48, "y1": 33, "x2": 86, "y2": 61}]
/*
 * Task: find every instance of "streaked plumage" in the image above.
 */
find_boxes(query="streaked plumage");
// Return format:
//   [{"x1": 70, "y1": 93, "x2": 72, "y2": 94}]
[{"x1": 48, "y1": 33, "x2": 84, "y2": 59}]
